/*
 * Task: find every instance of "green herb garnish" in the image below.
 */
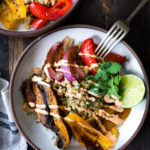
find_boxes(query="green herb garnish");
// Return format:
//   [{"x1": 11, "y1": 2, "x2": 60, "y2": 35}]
[{"x1": 86, "y1": 62, "x2": 122, "y2": 99}]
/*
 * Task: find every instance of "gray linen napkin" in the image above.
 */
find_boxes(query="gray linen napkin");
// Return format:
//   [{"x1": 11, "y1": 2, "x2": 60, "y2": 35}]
[{"x1": 0, "y1": 78, "x2": 27, "y2": 150}]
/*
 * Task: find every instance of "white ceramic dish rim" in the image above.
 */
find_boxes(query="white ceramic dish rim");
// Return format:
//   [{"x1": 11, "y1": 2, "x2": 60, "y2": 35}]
[{"x1": 9, "y1": 24, "x2": 149, "y2": 150}]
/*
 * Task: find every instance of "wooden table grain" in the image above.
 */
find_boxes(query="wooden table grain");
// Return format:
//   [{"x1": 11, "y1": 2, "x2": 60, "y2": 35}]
[{"x1": 0, "y1": 0, "x2": 150, "y2": 149}]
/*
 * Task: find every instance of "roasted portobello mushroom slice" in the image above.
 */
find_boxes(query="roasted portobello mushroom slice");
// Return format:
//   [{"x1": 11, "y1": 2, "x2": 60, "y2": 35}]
[
  {"x1": 32, "y1": 80, "x2": 70, "y2": 149},
  {"x1": 32, "y1": 83, "x2": 57, "y2": 130},
  {"x1": 22, "y1": 79, "x2": 36, "y2": 105},
  {"x1": 21, "y1": 79, "x2": 36, "y2": 113}
]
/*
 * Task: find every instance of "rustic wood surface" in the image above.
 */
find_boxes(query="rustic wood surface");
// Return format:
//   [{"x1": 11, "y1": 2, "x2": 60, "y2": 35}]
[{"x1": 0, "y1": 0, "x2": 150, "y2": 149}]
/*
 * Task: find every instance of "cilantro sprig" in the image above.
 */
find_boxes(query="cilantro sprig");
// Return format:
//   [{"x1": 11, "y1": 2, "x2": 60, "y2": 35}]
[{"x1": 86, "y1": 62, "x2": 122, "y2": 99}]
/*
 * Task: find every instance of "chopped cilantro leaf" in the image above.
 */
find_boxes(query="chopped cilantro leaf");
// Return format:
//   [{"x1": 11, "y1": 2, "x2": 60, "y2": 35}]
[
  {"x1": 100, "y1": 69, "x2": 109, "y2": 81},
  {"x1": 101, "y1": 62, "x2": 111, "y2": 69},
  {"x1": 106, "y1": 62, "x2": 121, "y2": 74},
  {"x1": 107, "y1": 84, "x2": 121, "y2": 99},
  {"x1": 94, "y1": 67, "x2": 109, "y2": 81},
  {"x1": 94, "y1": 67, "x2": 101, "y2": 81},
  {"x1": 113, "y1": 75, "x2": 121, "y2": 86}
]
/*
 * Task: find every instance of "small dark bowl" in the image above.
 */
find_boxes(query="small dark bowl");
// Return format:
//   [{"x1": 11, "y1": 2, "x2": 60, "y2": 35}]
[{"x1": 0, "y1": 0, "x2": 79, "y2": 37}]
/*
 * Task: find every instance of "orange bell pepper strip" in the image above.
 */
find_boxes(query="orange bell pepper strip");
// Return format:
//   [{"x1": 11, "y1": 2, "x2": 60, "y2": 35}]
[{"x1": 64, "y1": 113, "x2": 114, "y2": 150}]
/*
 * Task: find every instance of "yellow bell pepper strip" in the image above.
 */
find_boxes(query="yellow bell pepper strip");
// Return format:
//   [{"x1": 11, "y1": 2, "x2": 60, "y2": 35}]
[
  {"x1": 5, "y1": 0, "x2": 26, "y2": 20},
  {"x1": 64, "y1": 113, "x2": 114, "y2": 150},
  {"x1": 111, "y1": 128, "x2": 118, "y2": 139},
  {"x1": 0, "y1": 4, "x2": 17, "y2": 29}
]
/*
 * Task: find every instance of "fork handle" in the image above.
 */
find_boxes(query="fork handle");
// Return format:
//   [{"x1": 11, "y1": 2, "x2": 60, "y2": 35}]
[{"x1": 126, "y1": 0, "x2": 148, "y2": 23}]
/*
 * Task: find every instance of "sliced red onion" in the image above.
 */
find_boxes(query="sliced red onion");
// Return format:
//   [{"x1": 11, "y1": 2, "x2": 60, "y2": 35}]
[
  {"x1": 61, "y1": 46, "x2": 86, "y2": 82},
  {"x1": 43, "y1": 42, "x2": 64, "y2": 81},
  {"x1": 43, "y1": 37, "x2": 74, "y2": 81},
  {"x1": 61, "y1": 47, "x2": 77, "y2": 82}
]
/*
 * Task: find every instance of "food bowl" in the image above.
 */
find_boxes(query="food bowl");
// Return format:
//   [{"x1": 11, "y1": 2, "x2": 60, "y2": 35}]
[
  {"x1": 0, "y1": 0, "x2": 79, "y2": 37},
  {"x1": 10, "y1": 25, "x2": 149, "y2": 150}
]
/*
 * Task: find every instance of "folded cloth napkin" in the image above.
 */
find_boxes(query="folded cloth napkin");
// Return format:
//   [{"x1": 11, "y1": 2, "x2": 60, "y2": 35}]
[{"x1": 0, "y1": 78, "x2": 27, "y2": 150}]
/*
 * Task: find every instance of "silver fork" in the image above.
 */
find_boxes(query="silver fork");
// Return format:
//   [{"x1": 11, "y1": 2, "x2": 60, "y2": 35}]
[{"x1": 95, "y1": 0, "x2": 148, "y2": 59}]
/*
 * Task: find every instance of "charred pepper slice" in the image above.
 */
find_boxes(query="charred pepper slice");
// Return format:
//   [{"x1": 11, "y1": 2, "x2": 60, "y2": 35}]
[{"x1": 30, "y1": 0, "x2": 72, "y2": 20}]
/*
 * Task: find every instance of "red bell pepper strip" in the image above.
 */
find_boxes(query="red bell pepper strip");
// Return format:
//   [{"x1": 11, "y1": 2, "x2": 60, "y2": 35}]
[
  {"x1": 32, "y1": 18, "x2": 48, "y2": 29},
  {"x1": 29, "y1": 0, "x2": 73, "y2": 20},
  {"x1": 80, "y1": 38, "x2": 97, "y2": 75},
  {"x1": 105, "y1": 52, "x2": 126, "y2": 64},
  {"x1": 80, "y1": 38, "x2": 126, "y2": 75}
]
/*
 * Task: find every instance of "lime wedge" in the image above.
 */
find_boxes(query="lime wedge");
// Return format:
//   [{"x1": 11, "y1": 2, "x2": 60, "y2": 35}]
[{"x1": 119, "y1": 74, "x2": 145, "y2": 108}]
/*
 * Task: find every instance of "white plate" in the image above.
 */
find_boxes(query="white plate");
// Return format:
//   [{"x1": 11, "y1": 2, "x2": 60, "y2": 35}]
[{"x1": 10, "y1": 25, "x2": 149, "y2": 150}]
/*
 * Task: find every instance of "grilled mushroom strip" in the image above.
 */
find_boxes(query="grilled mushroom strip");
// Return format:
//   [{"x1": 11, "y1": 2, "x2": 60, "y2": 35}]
[{"x1": 32, "y1": 83, "x2": 57, "y2": 130}]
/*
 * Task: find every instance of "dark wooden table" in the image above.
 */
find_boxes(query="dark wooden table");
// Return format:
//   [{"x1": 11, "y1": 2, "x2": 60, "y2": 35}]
[{"x1": 0, "y1": 0, "x2": 150, "y2": 149}]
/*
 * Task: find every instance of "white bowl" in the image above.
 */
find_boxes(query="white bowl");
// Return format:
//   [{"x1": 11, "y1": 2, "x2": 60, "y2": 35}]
[
  {"x1": 10, "y1": 25, "x2": 149, "y2": 150},
  {"x1": 0, "y1": 0, "x2": 79, "y2": 37}
]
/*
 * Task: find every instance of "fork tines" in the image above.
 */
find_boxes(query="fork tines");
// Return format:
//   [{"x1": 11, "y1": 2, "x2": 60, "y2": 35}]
[{"x1": 95, "y1": 20, "x2": 130, "y2": 59}]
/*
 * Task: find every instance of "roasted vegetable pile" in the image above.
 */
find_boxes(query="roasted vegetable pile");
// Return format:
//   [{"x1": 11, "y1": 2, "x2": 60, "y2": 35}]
[
  {"x1": 21, "y1": 37, "x2": 132, "y2": 150},
  {"x1": 0, "y1": 0, "x2": 72, "y2": 30}
]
